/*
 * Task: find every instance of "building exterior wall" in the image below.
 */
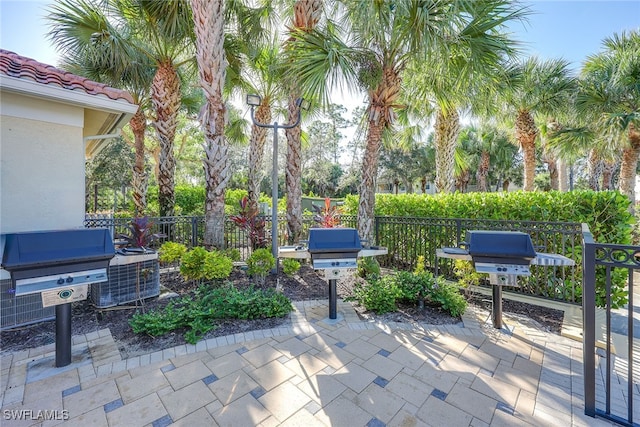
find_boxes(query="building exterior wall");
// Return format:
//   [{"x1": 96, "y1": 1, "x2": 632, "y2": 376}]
[{"x1": 1, "y1": 92, "x2": 86, "y2": 234}]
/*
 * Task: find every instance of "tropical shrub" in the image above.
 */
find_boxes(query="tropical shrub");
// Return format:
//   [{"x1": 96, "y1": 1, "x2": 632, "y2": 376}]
[
  {"x1": 117, "y1": 216, "x2": 165, "y2": 250},
  {"x1": 230, "y1": 196, "x2": 268, "y2": 250},
  {"x1": 348, "y1": 269, "x2": 466, "y2": 317},
  {"x1": 158, "y1": 241, "x2": 187, "y2": 264},
  {"x1": 357, "y1": 256, "x2": 380, "y2": 280},
  {"x1": 179, "y1": 247, "x2": 209, "y2": 282},
  {"x1": 312, "y1": 198, "x2": 342, "y2": 228},
  {"x1": 282, "y1": 259, "x2": 301, "y2": 276},
  {"x1": 348, "y1": 276, "x2": 401, "y2": 314},
  {"x1": 247, "y1": 248, "x2": 275, "y2": 285},
  {"x1": 429, "y1": 278, "x2": 467, "y2": 317},
  {"x1": 202, "y1": 251, "x2": 233, "y2": 280}
]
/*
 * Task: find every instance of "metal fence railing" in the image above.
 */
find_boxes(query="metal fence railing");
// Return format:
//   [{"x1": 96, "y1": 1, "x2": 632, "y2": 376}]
[
  {"x1": 85, "y1": 214, "x2": 583, "y2": 304},
  {"x1": 582, "y1": 224, "x2": 639, "y2": 427}
]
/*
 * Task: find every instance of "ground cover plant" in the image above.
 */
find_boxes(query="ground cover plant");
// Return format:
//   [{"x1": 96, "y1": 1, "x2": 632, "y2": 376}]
[{"x1": 129, "y1": 283, "x2": 293, "y2": 344}]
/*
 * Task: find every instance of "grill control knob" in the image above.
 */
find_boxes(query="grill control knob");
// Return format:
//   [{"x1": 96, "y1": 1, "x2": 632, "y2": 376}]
[
  {"x1": 66, "y1": 276, "x2": 74, "y2": 283},
  {"x1": 57, "y1": 278, "x2": 65, "y2": 285}
]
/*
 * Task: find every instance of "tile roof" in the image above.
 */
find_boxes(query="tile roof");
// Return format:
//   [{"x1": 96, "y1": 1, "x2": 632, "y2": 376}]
[{"x1": 0, "y1": 49, "x2": 135, "y2": 104}]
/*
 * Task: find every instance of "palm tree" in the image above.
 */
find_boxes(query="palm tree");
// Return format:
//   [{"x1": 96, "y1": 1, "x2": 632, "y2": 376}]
[
  {"x1": 189, "y1": 0, "x2": 228, "y2": 248},
  {"x1": 578, "y1": 31, "x2": 640, "y2": 205},
  {"x1": 500, "y1": 57, "x2": 576, "y2": 191},
  {"x1": 127, "y1": 1, "x2": 194, "y2": 219},
  {"x1": 47, "y1": 0, "x2": 194, "y2": 218},
  {"x1": 46, "y1": 0, "x2": 156, "y2": 216},
  {"x1": 406, "y1": 2, "x2": 527, "y2": 194},
  {"x1": 458, "y1": 124, "x2": 516, "y2": 192},
  {"x1": 286, "y1": 1, "x2": 527, "y2": 242},
  {"x1": 284, "y1": 0, "x2": 323, "y2": 245}
]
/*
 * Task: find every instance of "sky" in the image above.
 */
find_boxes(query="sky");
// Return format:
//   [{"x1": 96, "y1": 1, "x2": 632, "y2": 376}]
[{"x1": 1, "y1": 0, "x2": 638, "y2": 74}]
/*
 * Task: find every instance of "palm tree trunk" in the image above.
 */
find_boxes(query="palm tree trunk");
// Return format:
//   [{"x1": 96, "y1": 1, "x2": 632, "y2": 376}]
[
  {"x1": 477, "y1": 150, "x2": 490, "y2": 192},
  {"x1": 152, "y1": 61, "x2": 180, "y2": 217},
  {"x1": 357, "y1": 66, "x2": 399, "y2": 244},
  {"x1": 285, "y1": 0, "x2": 322, "y2": 245},
  {"x1": 285, "y1": 96, "x2": 304, "y2": 244},
  {"x1": 248, "y1": 103, "x2": 271, "y2": 213},
  {"x1": 515, "y1": 109, "x2": 538, "y2": 191},
  {"x1": 130, "y1": 107, "x2": 148, "y2": 215},
  {"x1": 357, "y1": 119, "x2": 385, "y2": 243},
  {"x1": 602, "y1": 160, "x2": 617, "y2": 190},
  {"x1": 587, "y1": 149, "x2": 603, "y2": 191},
  {"x1": 557, "y1": 158, "x2": 569, "y2": 192},
  {"x1": 191, "y1": 0, "x2": 229, "y2": 248},
  {"x1": 434, "y1": 108, "x2": 460, "y2": 193},
  {"x1": 618, "y1": 124, "x2": 640, "y2": 209},
  {"x1": 546, "y1": 155, "x2": 559, "y2": 190}
]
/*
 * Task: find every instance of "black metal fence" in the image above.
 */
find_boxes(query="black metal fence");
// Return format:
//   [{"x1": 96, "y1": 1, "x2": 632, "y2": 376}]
[
  {"x1": 582, "y1": 225, "x2": 639, "y2": 426},
  {"x1": 85, "y1": 214, "x2": 583, "y2": 303}
]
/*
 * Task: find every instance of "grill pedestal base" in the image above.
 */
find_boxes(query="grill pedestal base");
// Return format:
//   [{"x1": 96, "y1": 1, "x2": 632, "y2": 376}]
[
  {"x1": 492, "y1": 285, "x2": 502, "y2": 329},
  {"x1": 329, "y1": 279, "x2": 337, "y2": 320},
  {"x1": 55, "y1": 303, "x2": 72, "y2": 367}
]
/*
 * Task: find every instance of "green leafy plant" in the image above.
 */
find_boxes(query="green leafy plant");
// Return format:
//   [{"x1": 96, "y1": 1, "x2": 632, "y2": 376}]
[
  {"x1": 347, "y1": 269, "x2": 466, "y2": 317},
  {"x1": 222, "y1": 248, "x2": 241, "y2": 262},
  {"x1": 395, "y1": 270, "x2": 434, "y2": 303},
  {"x1": 347, "y1": 275, "x2": 401, "y2": 314},
  {"x1": 357, "y1": 256, "x2": 380, "y2": 280},
  {"x1": 202, "y1": 251, "x2": 233, "y2": 280},
  {"x1": 247, "y1": 248, "x2": 275, "y2": 285},
  {"x1": 129, "y1": 283, "x2": 293, "y2": 344},
  {"x1": 429, "y1": 278, "x2": 467, "y2": 317},
  {"x1": 282, "y1": 259, "x2": 301, "y2": 276},
  {"x1": 158, "y1": 241, "x2": 187, "y2": 264},
  {"x1": 453, "y1": 260, "x2": 485, "y2": 294},
  {"x1": 179, "y1": 247, "x2": 209, "y2": 282}
]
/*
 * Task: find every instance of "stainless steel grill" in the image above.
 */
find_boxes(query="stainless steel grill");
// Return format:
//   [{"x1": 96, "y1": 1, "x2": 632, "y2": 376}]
[
  {"x1": 1, "y1": 228, "x2": 115, "y2": 367},
  {"x1": 437, "y1": 230, "x2": 574, "y2": 329},
  {"x1": 307, "y1": 228, "x2": 361, "y2": 272},
  {"x1": 279, "y1": 228, "x2": 387, "y2": 321}
]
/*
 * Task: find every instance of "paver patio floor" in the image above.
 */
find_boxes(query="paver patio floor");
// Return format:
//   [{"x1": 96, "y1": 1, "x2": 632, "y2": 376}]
[{"x1": 0, "y1": 297, "x2": 624, "y2": 426}]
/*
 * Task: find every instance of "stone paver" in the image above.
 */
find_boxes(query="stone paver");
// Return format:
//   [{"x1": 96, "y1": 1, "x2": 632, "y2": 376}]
[{"x1": 0, "y1": 298, "x2": 623, "y2": 426}]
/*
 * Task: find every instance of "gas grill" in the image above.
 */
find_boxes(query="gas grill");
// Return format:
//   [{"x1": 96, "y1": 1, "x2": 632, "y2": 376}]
[
  {"x1": 307, "y1": 228, "x2": 361, "y2": 272},
  {"x1": 467, "y1": 230, "x2": 536, "y2": 286},
  {"x1": 279, "y1": 227, "x2": 387, "y2": 321},
  {"x1": 1, "y1": 228, "x2": 115, "y2": 367},
  {"x1": 437, "y1": 230, "x2": 574, "y2": 329}
]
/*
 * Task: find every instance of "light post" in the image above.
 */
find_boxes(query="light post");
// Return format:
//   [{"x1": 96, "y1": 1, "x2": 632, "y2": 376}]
[{"x1": 246, "y1": 94, "x2": 309, "y2": 267}]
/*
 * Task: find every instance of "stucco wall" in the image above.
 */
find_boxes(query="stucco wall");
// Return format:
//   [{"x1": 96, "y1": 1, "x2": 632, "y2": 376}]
[{"x1": 1, "y1": 92, "x2": 86, "y2": 234}]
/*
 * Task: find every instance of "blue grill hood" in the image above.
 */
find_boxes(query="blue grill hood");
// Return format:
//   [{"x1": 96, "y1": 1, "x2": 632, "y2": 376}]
[
  {"x1": 467, "y1": 230, "x2": 536, "y2": 265},
  {"x1": 2, "y1": 228, "x2": 115, "y2": 280},
  {"x1": 307, "y1": 228, "x2": 362, "y2": 255}
]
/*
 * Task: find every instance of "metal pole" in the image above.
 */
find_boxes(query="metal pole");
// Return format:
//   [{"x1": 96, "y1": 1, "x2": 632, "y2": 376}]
[
  {"x1": 272, "y1": 123, "x2": 279, "y2": 267},
  {"x1": 55, "y1": 303, "x2": 72, "y2": 367},
  {"x1": 329, "y1": 279, "x2": 337, "y2": 319},
  {"x1": 492, "y1": 284, "x2": 502, "y2": 329},
  {"x1": 247, "y1": 96, "x2": 306, "y2": 273}
]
